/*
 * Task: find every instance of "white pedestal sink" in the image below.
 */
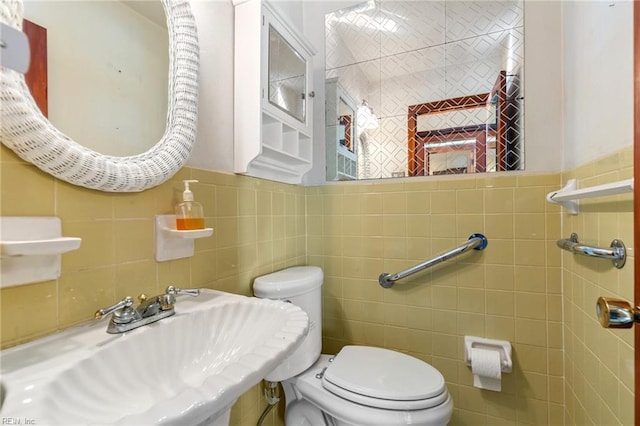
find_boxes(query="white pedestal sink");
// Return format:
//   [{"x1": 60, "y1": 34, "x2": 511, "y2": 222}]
[{"x1": 0, "y1": 290, "x2": 309, "y2": 425}]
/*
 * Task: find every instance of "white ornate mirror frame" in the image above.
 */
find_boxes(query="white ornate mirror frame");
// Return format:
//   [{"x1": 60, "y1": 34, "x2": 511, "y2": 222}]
[{"x1": 0, "y1": 0, "x2": 199, "y2": 192}]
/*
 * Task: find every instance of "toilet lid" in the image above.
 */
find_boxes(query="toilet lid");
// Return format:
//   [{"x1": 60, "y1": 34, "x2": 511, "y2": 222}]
[{"x1": 322, "y1": 346, "x2": 447, "y2": 410}]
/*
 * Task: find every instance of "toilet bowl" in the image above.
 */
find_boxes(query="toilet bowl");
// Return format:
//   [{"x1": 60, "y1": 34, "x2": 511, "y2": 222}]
[
  {"x1": 253, "y1": 266, "x2": 453, "y2": 426},
  {"x1": 285, "y1": 352, "x2": 454, "y2": 426}
]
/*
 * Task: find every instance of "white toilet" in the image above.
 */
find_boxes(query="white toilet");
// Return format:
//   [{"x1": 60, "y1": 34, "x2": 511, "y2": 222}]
[{"x1": 253, "y1": 266, "x2": 453, "y2": 426}]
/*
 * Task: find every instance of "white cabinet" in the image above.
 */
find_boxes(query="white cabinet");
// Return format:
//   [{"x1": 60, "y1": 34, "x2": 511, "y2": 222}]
[
  {"x1": 233, "y1": 0, "x2": 316, "y2": 184},
  {"x1": 326, "y1": 78, "x2": 357, "y2": 181}
]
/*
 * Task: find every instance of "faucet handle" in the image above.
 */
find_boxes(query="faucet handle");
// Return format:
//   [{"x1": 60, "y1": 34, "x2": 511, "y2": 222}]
[
  {"x1": 95, "y1": 296, "x2": 134, "y2": 320},
  {"x1": 165, "y1": 286, "x2": 200, "y2": 297},
  {"x1": 160, "y1": 286, "x2": 200, "y2": 311}
]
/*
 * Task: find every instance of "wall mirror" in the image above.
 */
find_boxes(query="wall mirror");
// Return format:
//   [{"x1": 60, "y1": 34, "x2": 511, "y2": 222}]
[
  {"x1": 23, "y1": 0, "x2": 168, "y2": 158},
  {"x1": 0, "y1": 0, "x2": 199, "y2": 192},
  {"x1": 268, "y1": 24, "x2": 307, "y2": 123},
  {"x1": 338, "y1": 97, "x2": 354, "y2": 153},
  {"x1": 325, "y1": 0, "x2": 524, "y2": 180},
  {"x1": 326, "y1": 77, "x2": 357, "y2": 180}
]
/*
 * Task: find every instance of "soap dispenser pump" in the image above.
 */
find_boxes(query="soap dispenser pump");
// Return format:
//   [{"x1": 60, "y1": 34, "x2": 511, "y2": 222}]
[{"x1": 175, "y1": 180, "x2": 204, "y2": 230}]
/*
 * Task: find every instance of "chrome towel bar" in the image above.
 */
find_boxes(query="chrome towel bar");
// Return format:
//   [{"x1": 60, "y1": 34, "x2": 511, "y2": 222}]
[
  {"x1": 557, "y1": 233, "x2": 626, "y2": 269},
  {"x1": 379, "y1": 233, "x2": 488, "y2": 288}
]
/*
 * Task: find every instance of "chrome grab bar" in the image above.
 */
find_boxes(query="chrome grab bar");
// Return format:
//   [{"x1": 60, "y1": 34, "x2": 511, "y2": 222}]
[
  {"x1": 557, "y1": 233, "x2": 626, "y2": 269},
  {"x1": 379, "y1": 233, "x2": 488, "y2": 288}
]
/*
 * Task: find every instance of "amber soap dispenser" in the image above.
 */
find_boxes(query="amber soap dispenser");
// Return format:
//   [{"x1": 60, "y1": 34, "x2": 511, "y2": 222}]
[{"x1": 175, "y1": 180, "x2": 205, "y2": 230}]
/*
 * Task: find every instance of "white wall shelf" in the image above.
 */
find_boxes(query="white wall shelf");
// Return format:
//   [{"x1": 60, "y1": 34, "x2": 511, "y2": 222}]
[
  {"x1": 0, "y1": 217, "x2": 82, "y2": 288},
  {"x1": 546, "y1": 178, "x2": 634, "y2": 215},
  {"x1": 154, "y1": 215, "x2": 213, "y2": 262},
  {"x1": 1, "y1": 237, "x2": 81, "y2": 257}
]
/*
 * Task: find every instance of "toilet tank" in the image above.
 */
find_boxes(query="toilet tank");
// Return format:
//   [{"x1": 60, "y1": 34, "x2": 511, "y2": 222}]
[{"x1": 253, "y1": 266, "x2": 323, "y2": 382}]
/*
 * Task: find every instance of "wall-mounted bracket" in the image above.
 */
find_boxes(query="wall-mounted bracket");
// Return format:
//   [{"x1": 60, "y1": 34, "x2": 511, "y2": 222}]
[
  {"x1": 464, "y1": 336, "x2": 512, "y2": 373},
  {"x1": 546, "y1": 178, "x2": 634, "y2": 215},
  {"x1": 557, "y1": 233, "x2": 626, "y2": 269},
  {"x1": 0, "y1": 217, "x2": 81, "y2": 287},
  {"x1": 154, "y1": 215, "x2": 213, "y2": 262}
]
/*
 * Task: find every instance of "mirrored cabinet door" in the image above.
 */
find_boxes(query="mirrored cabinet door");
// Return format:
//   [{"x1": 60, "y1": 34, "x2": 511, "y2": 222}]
[
  {"x1": 267, "y1": 25, "x2": 307, "y2": 123},
  {"x1": 260, "y1": 2, "x2": 314, "y2": 134}
]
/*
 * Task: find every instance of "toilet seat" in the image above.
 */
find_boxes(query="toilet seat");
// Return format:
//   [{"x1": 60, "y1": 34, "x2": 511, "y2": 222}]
[
  {"x1": 322, "y1": 346, "x2": 447, "y2": 410},
  {"x1": 289, "y1": 354, "x2": 454, "y2": 426}
]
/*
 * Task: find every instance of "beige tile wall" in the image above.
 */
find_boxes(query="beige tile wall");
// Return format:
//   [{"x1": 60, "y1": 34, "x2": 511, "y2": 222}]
[
  {"x1": 2, "y1": 141, "x2": 635, "y2": 425},
  {"x1": 0, "y1": 144, "x2": 305, "y2": 424},
  {"x1": 306, "y1": 172, "x2": 564, "y2": 425},
  {"x1": 561, "y1": 147, "x2": 635, "y2": 425}
]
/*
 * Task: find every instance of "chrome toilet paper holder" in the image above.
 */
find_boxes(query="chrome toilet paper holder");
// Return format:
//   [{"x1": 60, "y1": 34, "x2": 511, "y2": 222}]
[{"x1": 464, "y1": 336, "x2": 513, "y2": 373}]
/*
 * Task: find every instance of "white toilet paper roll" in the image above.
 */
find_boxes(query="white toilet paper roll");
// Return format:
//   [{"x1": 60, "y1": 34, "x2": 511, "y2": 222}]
[{"x1": 471, "y1": 347, "x2": 502, "y2": 391}]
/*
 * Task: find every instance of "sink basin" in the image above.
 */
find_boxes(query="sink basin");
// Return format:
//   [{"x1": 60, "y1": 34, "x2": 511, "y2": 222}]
[{"x1": 0, "y1": 290, "x2": 308, "y2": 425}]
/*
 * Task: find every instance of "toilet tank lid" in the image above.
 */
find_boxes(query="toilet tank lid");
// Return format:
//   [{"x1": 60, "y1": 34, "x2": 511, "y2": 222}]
[{"x1": 253, "y1": 266, "x2": 323, "y2": 298}]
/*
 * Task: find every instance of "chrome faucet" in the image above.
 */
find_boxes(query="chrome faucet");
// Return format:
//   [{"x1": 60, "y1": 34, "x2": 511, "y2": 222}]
[{"x1": 95, "y1": 286, "x2": 200, "y2": 334}]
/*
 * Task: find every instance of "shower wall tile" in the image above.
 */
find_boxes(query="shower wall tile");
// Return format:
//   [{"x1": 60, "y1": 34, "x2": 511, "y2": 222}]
[
  {"x1": 561, "y1": 146, "x2": 634, "y2": 426},
  {"x1": 0, "y1": 280, "x2": 58, "y2": 345},
  {"x1": 310, "y1": 171, "x2": 563, "y2": 425},
  {"x1": 0, "y1": 161, "x2": 56, "y2": 216},
  {"x1": 2, "y1": 142, "x2": 633, "y2": 425},
  {"x1": 0, "y1": 144, "x2": 307, "y2": 425}
]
